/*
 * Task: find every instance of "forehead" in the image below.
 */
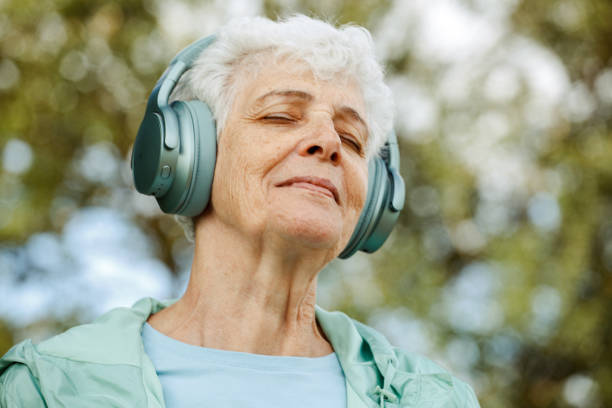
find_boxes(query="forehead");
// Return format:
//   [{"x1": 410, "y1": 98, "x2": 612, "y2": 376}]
[{"x1": 232, "y1": 59, "x2": 367, "y2": 116}]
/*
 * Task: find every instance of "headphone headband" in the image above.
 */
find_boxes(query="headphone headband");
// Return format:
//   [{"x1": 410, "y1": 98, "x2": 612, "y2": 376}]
[{"x1": 157, "y1": 35, "x2": 217, "y2": 107}]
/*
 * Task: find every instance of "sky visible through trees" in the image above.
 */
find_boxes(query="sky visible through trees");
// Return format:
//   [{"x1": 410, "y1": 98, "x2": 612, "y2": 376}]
[{"x1": 1, "y1": 0, "x2": 611, "y2": 406}]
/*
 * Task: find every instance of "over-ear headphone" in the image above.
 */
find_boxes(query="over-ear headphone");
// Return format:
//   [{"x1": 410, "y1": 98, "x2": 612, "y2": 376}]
[{"x1": 131, "y1": 35, "x2": 405, "y2": 259}]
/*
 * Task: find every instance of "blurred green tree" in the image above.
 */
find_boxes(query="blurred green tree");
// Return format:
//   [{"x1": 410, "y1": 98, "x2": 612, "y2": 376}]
[{"x1": 1, "y1": 0, "x2": 611, "y2": 407}]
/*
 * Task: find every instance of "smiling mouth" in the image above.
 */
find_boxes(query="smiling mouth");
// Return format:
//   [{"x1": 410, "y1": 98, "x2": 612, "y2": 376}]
[{"x1": 276, "y1": 176, "x2": 339, "y2": 204}]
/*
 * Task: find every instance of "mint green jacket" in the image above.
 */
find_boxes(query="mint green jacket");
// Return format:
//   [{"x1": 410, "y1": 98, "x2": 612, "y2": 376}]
[{"x1": 0, "y1": 298, "x2": 479, "y2": 407}]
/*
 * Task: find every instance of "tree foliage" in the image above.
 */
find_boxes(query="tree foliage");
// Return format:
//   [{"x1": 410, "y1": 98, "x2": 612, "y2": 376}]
[{"x1": 1, "y1": 0, "x2": 611, "y2": 406}]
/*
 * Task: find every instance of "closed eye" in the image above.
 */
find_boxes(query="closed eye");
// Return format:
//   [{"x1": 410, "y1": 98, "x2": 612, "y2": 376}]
[
  {"x1": 340, "y1": 135, "x2": 362, "y2": 154},
  {"x1": 263, "y1": 113, "x2": 296, "y2": 122}
]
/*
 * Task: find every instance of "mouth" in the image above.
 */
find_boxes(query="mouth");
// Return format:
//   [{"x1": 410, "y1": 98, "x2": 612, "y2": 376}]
[{"x1": 276, "y1": 176, "x2": 339, "y2": 204}]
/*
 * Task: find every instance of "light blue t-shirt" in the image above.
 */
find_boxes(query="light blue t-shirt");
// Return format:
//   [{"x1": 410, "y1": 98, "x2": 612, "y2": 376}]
[{"x1": 141, "y1": 323, "x2": 347, "y2": 408}]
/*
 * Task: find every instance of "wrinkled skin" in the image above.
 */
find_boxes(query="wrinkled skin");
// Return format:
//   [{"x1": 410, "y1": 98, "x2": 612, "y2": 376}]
[
  {"x1": 211, "y1": 62, "x2": 369, "y2": 256},
  {"x1": 148, "y1": 60, "x2": 369, "y2": 357}
]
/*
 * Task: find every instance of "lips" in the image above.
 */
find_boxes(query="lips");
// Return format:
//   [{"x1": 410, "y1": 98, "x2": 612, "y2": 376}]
[{"x1": 276, "y1": 176, "x2": 339, "y2": 204}]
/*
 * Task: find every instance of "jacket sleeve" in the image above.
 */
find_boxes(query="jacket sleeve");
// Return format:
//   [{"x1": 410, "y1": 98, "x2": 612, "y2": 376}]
[{"x1": 0, "y1": 363, "x2": 46, "y2": 408}]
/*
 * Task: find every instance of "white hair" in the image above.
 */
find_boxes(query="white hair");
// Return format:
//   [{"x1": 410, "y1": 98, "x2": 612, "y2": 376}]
[{"x1": 169, "y1": 14, "x2": 394, "y2": 242}]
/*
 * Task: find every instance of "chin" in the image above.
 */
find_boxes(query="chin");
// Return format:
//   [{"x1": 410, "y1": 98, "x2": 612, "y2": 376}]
[
  {"x1": 268, "y1": 205, "x2": 344, "y2": 250},
  {"x1": 284, "y1": 220, "x2": 340, "y2": 249}
]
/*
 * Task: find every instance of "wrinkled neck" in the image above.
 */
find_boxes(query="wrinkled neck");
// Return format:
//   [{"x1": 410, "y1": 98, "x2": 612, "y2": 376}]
[{"x1": 147, "y1": 213, "x2": 335, "y2": 357}]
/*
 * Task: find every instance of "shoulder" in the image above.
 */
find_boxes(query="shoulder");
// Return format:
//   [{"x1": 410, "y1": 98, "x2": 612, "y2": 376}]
[
  {"x1": 0, "y1": 337, "x2": 153, "y2": 406},
  {"x1": 390, "y1": 346, "x2": 480, "y2": 407},
  {"x1": 364, "y1": 322, "x2": 480, "y2": 407},
  {"x1": 0, "y1": 297, "x2": 161, "y2": 369},
  {"x1": 322, "y1": 309, "x2": 480, "y2": 407},
  {"x1": 0, "y1": 298, "x2": 170, "y2": 407},
  {"x1": 28, "y1": 297, "x2": 167, "y2": 365}
]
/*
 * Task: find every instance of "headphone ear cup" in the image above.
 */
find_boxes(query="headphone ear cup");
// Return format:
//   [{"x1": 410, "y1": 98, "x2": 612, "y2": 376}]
[
  {"x1": 360, "y1": 169, "x2": 399, "y2": 253},
  {"x1": 155, "y1": 100, "x2": 216, "y2": 216},
  {"x1": 132, "y1": 110, "x2": 178, "y2": 198},
  {"x1": 339, "y1": 157, "x2": 388, "y2": 258},
  {"x1": 175, "y1": 100, "x2": 217, "y2": 216}
]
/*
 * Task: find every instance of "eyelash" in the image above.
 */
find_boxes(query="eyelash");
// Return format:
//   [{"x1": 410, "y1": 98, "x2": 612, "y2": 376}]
[
  {"x1": 263, "y1": 114, "x2": 296, "y2": 122},
  {"x1": 340, "y1": 135, "x2": 362, "y2": 153}
]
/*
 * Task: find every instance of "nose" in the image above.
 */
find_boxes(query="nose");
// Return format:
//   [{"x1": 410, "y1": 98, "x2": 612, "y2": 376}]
[{"x1": 298, "y1": 119, "x2": 341, "y2": 164}]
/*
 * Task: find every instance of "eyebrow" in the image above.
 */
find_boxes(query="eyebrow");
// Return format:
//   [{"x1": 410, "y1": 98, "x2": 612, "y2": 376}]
[
  {"x1": 337, "y1": 106, "x2": 367, "y2": 131},
  {"x1": 254, "y1": 89, "x2": 313, "y2": 104}
]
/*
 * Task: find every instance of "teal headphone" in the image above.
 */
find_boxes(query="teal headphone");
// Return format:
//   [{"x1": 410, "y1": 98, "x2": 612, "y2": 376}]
[{"x1": 131, "y1": 35, "x2": 405, "y2": 259}]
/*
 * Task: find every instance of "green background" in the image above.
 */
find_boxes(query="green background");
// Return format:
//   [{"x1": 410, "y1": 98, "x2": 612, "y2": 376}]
[{"x1": 1, "y1": 0, "x2": 611, "y2": 406}]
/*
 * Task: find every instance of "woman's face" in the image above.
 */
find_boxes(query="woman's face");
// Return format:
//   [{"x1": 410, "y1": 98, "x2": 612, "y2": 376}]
[{"x1": 207, "y1": 60, "x2": 369, "y2": 256}]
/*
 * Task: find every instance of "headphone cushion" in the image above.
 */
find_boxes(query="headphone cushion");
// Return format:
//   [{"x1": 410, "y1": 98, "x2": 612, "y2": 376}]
[
  {"x1": 174, "y1": 100, "x2": 217, "y2": 216},
  {"x1": 339, "y1": 157, "x2": 388, "y2": 258},
  {"x1": 361, "y1": 182, "x2": 397, "y2": 253}
]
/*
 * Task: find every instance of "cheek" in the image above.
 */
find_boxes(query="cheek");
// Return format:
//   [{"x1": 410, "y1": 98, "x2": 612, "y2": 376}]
[
  {"x1": 343, "y1": 165, "x2": 368, "y2": 230},
  {"x1": 210, "y1": 133, "x2": 285, "y2": 231},
  {"x1": 349, "y1": 166, "x2": 368, "y2": 211},
  {"x1": 210, "y1": 141, "x2": 260, "y2": 223}
]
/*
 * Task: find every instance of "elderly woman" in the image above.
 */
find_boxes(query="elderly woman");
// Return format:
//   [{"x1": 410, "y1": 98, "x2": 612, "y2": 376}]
[{"x1": 0, "y1": 15, "x2": 479, "y2": 408}]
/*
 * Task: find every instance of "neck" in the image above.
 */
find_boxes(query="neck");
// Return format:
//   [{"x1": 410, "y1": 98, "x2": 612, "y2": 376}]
[{"x1": 147, "y1": 214, "x2": 335, "y2": 357}]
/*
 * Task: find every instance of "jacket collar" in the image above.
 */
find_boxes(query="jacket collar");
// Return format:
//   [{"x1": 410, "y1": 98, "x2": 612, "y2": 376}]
[
  {"x1": 314, "y1": 306, "x2": 399, "y2": 407},
  {"x1": 12, "y1": 297, "x2": 456, "y2": 407}
]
